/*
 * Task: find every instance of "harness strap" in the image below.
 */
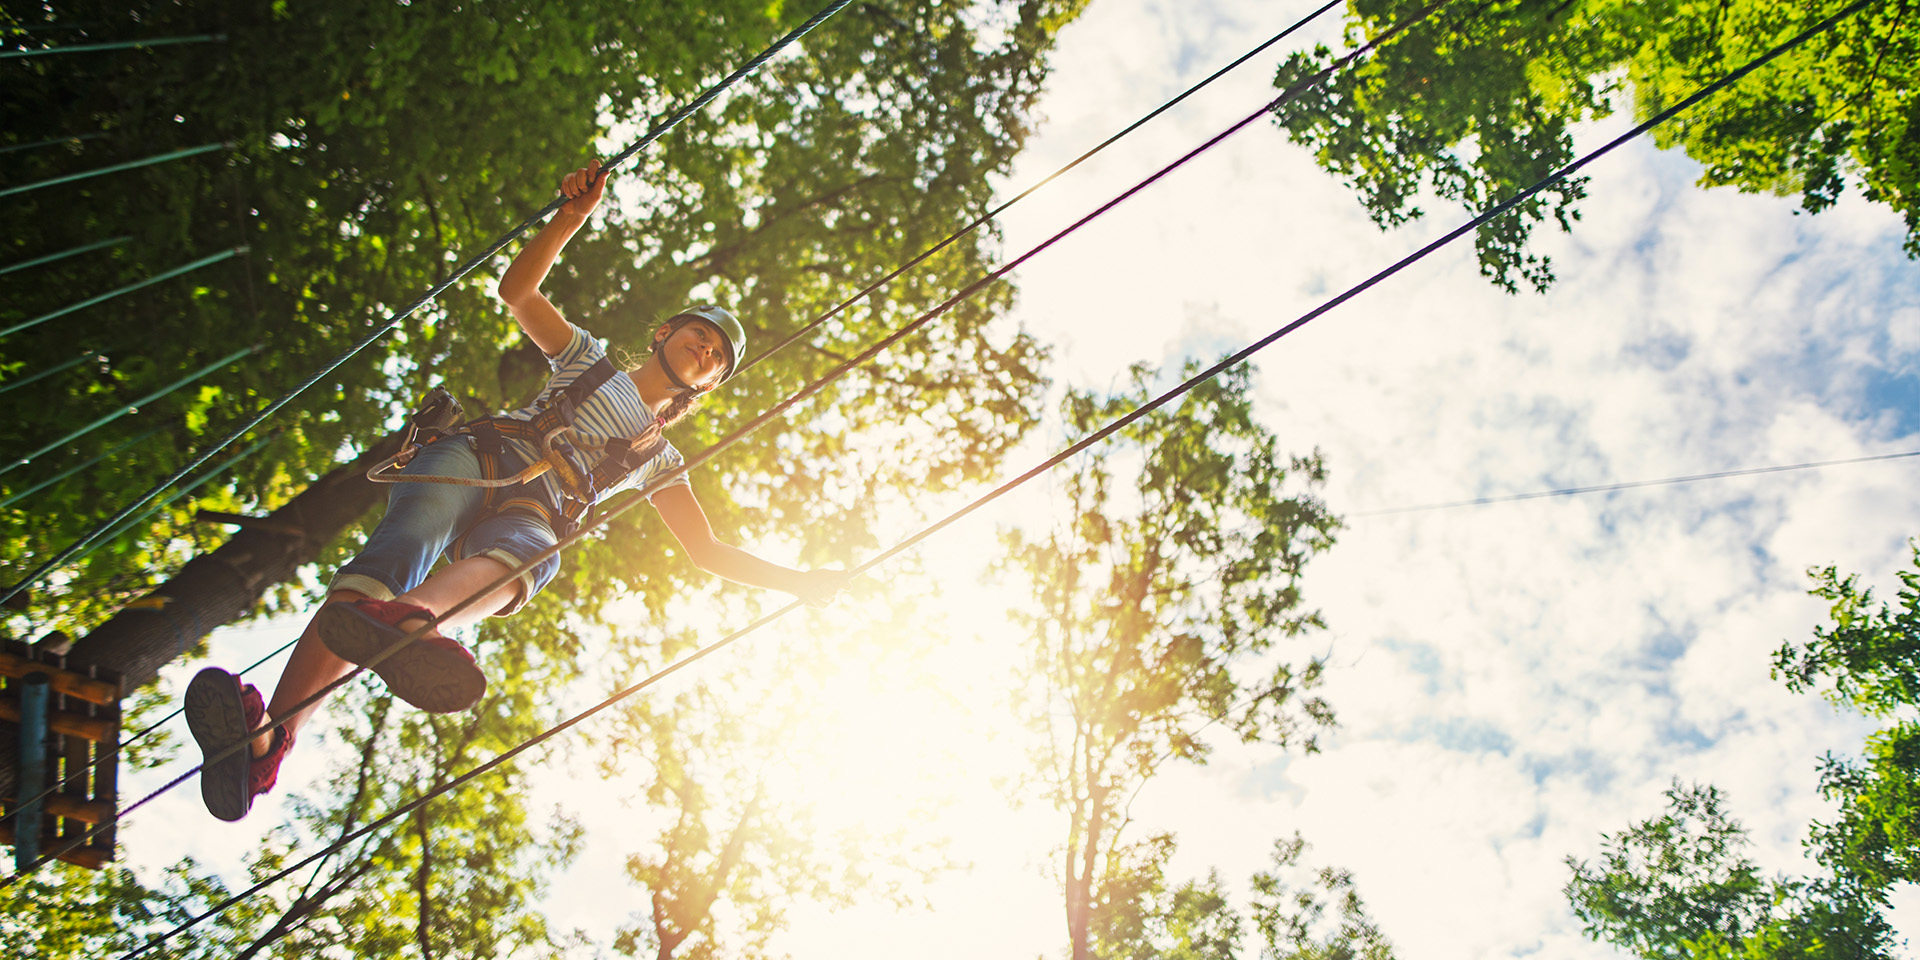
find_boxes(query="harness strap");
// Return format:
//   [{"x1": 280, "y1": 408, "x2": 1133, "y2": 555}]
[
  {"x1": 589, "y1": 421, "x2": 668, "y2": 494},
  {"x1": 372, "y1": 356, "x2": 665, "y2": 537}
]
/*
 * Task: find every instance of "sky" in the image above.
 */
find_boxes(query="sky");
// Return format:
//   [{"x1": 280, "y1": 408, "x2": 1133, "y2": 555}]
[{"x1": 110, "y1": 0, "x2": 1920, "y2": 957}]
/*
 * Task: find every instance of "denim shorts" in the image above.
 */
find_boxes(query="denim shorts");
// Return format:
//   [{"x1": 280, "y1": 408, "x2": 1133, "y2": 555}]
[{"x1": 330, "y1": 436, "x2": 562, "y2": 615}]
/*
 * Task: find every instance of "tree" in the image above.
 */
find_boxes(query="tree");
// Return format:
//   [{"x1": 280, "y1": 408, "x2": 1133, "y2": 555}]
[
  {"x1": 996, "y1": 359, "x2": 1340, "y2": 959},
  {"x1": 1080, "y1": 831, "x2": 1402, "y2": 960},
  {"x1": 1268, "y1": 0, "x2": 1919, "y2": 293},
  {"x1": 1563, "y1": 546, "x2": 1920, "y2": 958}
]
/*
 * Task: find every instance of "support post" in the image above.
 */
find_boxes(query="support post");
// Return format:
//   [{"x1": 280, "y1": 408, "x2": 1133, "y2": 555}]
[{"x1": 13, "y1": 673, "x2": 48, "y2": 872}]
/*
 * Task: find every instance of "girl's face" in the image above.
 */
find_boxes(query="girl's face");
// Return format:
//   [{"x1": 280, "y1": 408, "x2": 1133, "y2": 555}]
[{"x1": 655, "y1": 320, "x2": 730, "y2": 389}]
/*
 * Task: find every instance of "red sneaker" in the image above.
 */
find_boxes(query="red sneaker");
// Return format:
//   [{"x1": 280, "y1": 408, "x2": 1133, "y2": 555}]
[
  {"x1": 184, "y1": 668, "x2": 295, "y2": 822},
  {"x1": 317, "y1": 599, "x2": 487, "y2": 713}
]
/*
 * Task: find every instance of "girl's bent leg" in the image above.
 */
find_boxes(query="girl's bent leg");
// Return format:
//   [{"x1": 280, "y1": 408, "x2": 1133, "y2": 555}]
[
  {"x1": 257, "y1": 588, "x2": 367, "y2": 755},
  {"x1": 394, "y1": 554, "x2": 521, "y2": 631}
]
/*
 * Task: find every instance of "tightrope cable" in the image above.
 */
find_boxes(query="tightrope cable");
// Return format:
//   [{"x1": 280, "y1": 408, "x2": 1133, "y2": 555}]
[
  {"x1": 108, "y1": 0, "x2": 1873, "y2": 944},
  {"x1": 1356, "y1": 448, "x2": 1920, "y2": 516},
  {"x1": 0, "y1": 0, "x2": 857, "y2": 607}
]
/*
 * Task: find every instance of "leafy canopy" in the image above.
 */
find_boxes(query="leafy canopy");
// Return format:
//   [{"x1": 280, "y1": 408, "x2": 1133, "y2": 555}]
[{"x1": 1270, "y1": 0, "x2": 1918, "y2": 292}]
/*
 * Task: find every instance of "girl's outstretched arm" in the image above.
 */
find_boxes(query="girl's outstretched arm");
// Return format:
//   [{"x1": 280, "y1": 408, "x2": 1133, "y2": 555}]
[
  {"x1": 498, "y1": 159, "x2": 606, "y2": 357},
  {"x1": 651, "y1": 484, "x2": 849, "y2": 606}
]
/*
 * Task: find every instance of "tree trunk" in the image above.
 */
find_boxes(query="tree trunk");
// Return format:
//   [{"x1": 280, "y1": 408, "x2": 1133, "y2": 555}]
[{"x1": 68, "y1": 431, "x2": 404, "y2": 690}]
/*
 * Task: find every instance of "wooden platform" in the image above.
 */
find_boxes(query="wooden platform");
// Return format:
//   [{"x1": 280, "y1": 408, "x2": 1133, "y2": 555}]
[{"x1": 1, "y1": 638, "x2": 120, "y2": 869}]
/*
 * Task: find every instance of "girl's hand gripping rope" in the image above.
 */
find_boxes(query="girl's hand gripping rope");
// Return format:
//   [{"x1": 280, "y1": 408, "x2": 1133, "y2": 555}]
[
  {"x1": 558, "y1": 158, "x2": 608, "y2": 221},
  {"x1": 795, "y1": 567, "x2": 853, "y2": 608}
]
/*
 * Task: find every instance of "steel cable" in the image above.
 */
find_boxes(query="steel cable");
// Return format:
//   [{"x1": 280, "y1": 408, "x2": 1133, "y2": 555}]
[{"x1": 1355, "y1": 449, "x2": 1920, "y2": 516}]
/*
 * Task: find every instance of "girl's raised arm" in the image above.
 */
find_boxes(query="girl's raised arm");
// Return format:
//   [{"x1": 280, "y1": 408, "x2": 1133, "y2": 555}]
[{"x1": 497, "y1": 160, "x2": 606, "y2": 357}]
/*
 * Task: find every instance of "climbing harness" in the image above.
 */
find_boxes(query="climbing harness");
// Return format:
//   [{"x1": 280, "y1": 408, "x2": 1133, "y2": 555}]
[{"x1": 366, "y1": 359, "x2": 667, "y2": 538}]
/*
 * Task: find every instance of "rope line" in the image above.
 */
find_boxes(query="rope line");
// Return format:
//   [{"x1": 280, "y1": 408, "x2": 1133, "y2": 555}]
[
  {"x1": 0, "y1": 131, "x2": 109, "y2": 156},
  {"x1": 0, "y1": 349, "x2": 102, "y2": 397},
  {"x1": 0, "y1": 233, "x2": 131, "y2": 278},
  {"x1": 1356, "y1": 448, "x2": 1920, "y2": 516},
  {"x1": 68, "y1": 431, "x2": 281, "y2": 569},
  {"x1": 0, "y1": 0, "x2": 855, "y2": 607},
  {"x1": 103, "y1": 0, "x2": 1873, "y2": 940},
  {"x1": 0, "y1": 245, "x2": 246, "y2": 340},
  {"x1": 0, "y1": 142, "x2": 229, "y2": 200},
  {"x1": 90, "y1": 2, "x2": 1459, "y2": 943},
  {"x1": 0, "y1": 34, "x2": 226, "y2": 60}
]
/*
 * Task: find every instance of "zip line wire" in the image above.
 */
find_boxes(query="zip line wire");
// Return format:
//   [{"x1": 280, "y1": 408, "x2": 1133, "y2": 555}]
[
  {"x1": 0, "y1": 0, "x2": 1352, "y2": 840},
  {"x1": 0, "y1": 0, "x2": 857, "y2": 607},
  {"x1": 83, "y1": 0, "x2": 1464, "y2": 942},
  {"x1": 1355, "y1": 448, "x2": 1920, "y2": 516},
  {"x1": 101, "y1": 1, "x2": 1878, "y2": 947}
]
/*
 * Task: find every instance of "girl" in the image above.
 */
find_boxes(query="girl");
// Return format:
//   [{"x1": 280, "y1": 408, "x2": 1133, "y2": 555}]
[{"x1": 184, "y1": 160, "x2": 849, "y2": 822}]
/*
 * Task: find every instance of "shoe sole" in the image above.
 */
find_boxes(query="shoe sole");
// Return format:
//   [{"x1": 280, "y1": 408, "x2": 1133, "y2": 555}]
[
  {"x1": 316, "y1": 603, "x2": 486, "y2": 713},
  {"x1": 183, "y1": 669, "x2": 254, "y2": 822}
]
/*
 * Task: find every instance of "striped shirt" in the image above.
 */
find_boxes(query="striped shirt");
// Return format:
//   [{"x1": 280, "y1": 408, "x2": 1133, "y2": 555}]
[{"x1": 495, "y1": 322, "x2": 689, "y2": 504}]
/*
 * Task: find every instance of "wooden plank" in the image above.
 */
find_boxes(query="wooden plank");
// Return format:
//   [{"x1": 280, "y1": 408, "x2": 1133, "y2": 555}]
[
  {"x1": 0, "y1": 822, "x2": 109, "y2": 869},
  {"x1": 0, "y1": 652, "x2": 117, "y2": 704},
  {"x1": 88, "y1": 665, "x2": 119, "y2": 863},
  {"x1": 0, "y1": 697, "x2": 116, "y2": 742},
  {"x1": 0, "y1": 792, "x2": 113, "y2": 824}
]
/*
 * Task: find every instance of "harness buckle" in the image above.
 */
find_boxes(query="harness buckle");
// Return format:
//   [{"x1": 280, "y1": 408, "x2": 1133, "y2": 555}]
[{"x1": 540, "y1": 426, "x2": 599, "y2": 506}]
